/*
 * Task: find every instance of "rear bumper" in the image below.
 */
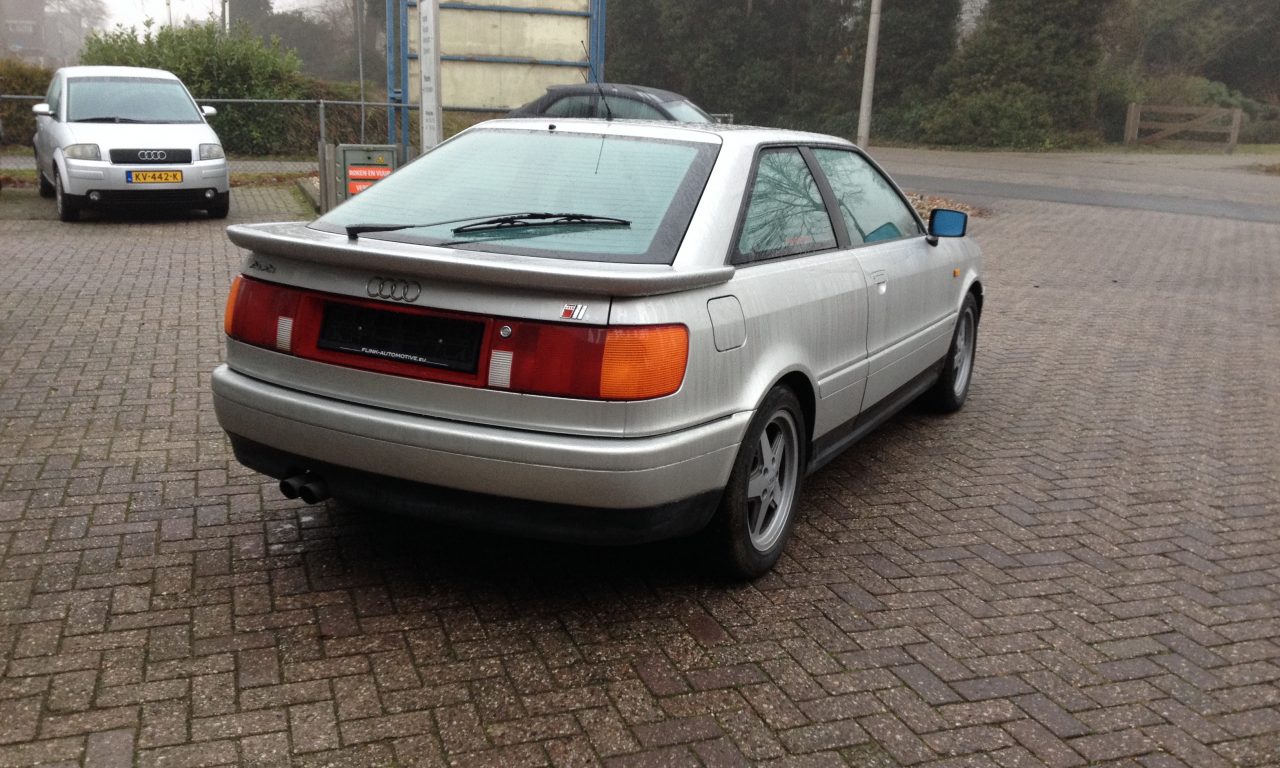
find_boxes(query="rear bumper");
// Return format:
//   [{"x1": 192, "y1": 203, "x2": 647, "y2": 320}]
[
  {"x1": 228, "y1": 435, "x2": 722, "y2": 544},
  {"x1": 212, "y1": 365, "x2": 748, "y2": 541}
]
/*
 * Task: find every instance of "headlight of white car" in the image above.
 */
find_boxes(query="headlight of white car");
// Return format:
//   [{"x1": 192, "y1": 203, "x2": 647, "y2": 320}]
[
  {"x1": 64, "y1": 144, "x2": 101, "y2": 161},
  {"x1": 200, "y1": 143, "x2": 225, "y2": 160}
]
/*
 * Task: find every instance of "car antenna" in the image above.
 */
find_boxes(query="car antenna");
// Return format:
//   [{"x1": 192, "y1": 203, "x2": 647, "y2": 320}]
[{"x1": 581, "y1": 41, "x2": 613, "y2": 120}]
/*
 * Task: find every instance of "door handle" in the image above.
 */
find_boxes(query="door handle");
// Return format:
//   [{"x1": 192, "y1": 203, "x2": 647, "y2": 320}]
[{"x1": 869, "y1": 269, "x2": 887, "y2": 294}]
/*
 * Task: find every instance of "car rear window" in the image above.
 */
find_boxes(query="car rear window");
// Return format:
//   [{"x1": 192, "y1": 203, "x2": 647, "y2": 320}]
[
  {"x1": 663, "y1": 101, "x2": 714, "y2": 124},
  {"x1": 68, "y1": 77, "x2": 202, "y2": 124},
  {"x1": 311, "y1": 127, "x2": 719, "y2": 265}
]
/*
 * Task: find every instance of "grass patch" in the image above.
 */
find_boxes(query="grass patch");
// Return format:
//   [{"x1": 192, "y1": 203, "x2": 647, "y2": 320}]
[
  {"x1": 230, "y1": 171, "x2": 316, "y2": 188},
  {"x1": 0, "y1": 169, "x2": 36, "y2": 188},
  {"x1": 1, "y1": 169, "x2": 314, "y2": 189},
  {"x1": 1258, "y1": 163, "x2": 1280, "y2": 175},
  {"x1": 1238, "y1": 144, "x2": 1280, "y2": 155}
]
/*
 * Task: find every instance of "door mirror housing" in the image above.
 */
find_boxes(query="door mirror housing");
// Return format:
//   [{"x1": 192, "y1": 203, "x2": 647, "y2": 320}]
[
  {"x1": 201, "y1": 105, "x2": 218, "y2": 118},
  {"x1": 32, "y1": 103, "x2": 52, "y2": 118}
]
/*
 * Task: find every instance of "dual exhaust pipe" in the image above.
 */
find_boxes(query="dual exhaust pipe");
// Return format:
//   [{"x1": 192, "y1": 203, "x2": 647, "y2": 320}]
[{"x1": 279, "y1": 473, "x2": 330, "y2": 504}]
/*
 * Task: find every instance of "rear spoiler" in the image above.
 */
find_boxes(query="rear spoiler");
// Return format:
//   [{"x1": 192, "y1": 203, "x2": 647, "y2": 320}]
[{"x1": 227, "y1": 222, "x2": 734, "y2": 298}]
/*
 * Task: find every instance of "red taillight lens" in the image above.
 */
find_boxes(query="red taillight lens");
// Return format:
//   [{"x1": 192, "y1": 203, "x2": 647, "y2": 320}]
[{"x1": 224, "y1": 275, "x2": 303, "y2": 352}]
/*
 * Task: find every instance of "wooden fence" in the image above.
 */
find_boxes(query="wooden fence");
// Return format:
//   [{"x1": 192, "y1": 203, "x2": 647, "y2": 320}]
[{"x1": 1124, "y1": 103, "x2": 1244, "y2": 153}]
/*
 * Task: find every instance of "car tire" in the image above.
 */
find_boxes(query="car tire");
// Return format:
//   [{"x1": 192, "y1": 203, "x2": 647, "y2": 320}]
[
  {"x1": 54, "y1": 169, "x2": 79, "y2": 222},
  {"x1": 37, "y1": 160, "x2": 54, "y2": 198},
  {"x1": 712, "y1": 386, "x2": 805, "y2": 579},
  {"x1": 925, "y1": 293, "x2": 978, "y2": 413},
  {"x1": 207, "y1": 193, "x2": 230, "y2": 220}
]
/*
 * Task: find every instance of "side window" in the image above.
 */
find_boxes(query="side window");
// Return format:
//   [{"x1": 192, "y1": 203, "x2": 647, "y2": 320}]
[
  {"x1": 735, "y1": 148, "x2": 837, "y2": 263},
  {"x1": 543, "y1": 95, "x2": 595, "y2": 118},
  {"x1": 604, "y1": 97, "x2": 665, "y2": 121},
  {"x1": 45, "y1": 77, "x2": 62, "y2": 118},
  {"x1": 812, "y1": 148, "x2": 920, "y2": 245}
]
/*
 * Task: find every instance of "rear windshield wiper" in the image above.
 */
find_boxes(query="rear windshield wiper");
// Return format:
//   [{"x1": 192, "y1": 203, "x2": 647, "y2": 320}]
[
  {"x1": 73, "y1": 116, "x2": 145, "y2": 123},
  {"x1": 452, "y1": 212, "x2": 630, "y2": 234},
  {"x1": 344, "y1": 211, "x2": 630, "y2": 240}
]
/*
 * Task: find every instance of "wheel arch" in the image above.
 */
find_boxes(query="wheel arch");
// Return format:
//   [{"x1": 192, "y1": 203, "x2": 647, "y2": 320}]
[
  {"x1": 51, "y1": 149, "x2": 69, "y2": 183},
  {"x1": 773, "y1": 370, "x2": 816, "y2": 455},
  {"x1": 966, "y1": 278, "x2": 984, "y2": 320}
]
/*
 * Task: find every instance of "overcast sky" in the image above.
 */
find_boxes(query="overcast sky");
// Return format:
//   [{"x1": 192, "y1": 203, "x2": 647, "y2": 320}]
[{"x1": 102, "y1": 0, "x2": 315, "y2": 32}]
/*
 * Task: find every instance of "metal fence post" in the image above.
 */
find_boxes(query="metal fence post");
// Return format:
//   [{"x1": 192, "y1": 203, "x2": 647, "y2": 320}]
[
  {"x1": 1124, "y1": 103, "x2": 1140, "y2": 145},
  {"x1": 318, "y1": 100, "x2": 327, "y2": 152},
  {"x1": 317, "y1": 101, "x2": 329, "y2": 213}
]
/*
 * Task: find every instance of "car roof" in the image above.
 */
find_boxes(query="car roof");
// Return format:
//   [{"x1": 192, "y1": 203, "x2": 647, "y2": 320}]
[
  {"x1": 543, "y1": 83, "x2": 692, "y2": 104},
  {"x1": 477, "y1": 117, "x2": 857, "y2": 150},
  {"x1": 56, "y1": 65, "x2": 182, "y2": 81}
]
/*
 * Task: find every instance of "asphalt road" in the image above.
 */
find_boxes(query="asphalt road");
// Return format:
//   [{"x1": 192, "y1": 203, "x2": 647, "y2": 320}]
[
  {"x1": 896, "y1": 174, "x2": 1280, "y2": 225},
  {"x1": 872, "y1": 146, "x2": 1280, "y2": 224}
]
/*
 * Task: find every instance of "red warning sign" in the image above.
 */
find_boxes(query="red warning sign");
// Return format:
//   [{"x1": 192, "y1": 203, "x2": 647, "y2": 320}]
[{"x1": 347, "y1": 165, "x2": 392, "y2": 195}]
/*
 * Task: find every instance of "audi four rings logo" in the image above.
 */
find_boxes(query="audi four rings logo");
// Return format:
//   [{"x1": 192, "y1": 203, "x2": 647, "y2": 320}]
[
  {"x1": 366, "y1": 277, "x2": 422, "y2": 302},
  {"x1": 137, "y1": 150, "x2": 167, "y2": 160}
]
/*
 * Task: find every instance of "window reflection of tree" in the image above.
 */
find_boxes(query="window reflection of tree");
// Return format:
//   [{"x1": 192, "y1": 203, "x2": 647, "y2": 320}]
[
  {"x1": 830, "y1": 156, "x2": 873, "y2": 242},
  {"x1": 739, "y1": 151, "x2": 833, "y2": 258},
  {"x1": 814, "y1": 149, "x2": 913, "y2": 245}
]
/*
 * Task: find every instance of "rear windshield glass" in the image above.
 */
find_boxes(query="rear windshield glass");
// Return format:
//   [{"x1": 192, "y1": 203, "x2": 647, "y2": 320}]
[
  {"x1": 68, "y1": 77, "x2": 202, "y2": 124},
  {"x1": 311, "y1": 128, "x2": 719, "y2": 265},
  {"x1": 663, "y1": 101, "x2": 714, "y2": 124}
]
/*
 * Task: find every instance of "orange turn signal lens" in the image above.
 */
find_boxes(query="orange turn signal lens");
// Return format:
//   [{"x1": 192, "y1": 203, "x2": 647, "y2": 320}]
[
  {"x1": 600, "y1": 325, "x2": 689, "y2": 400},
  {"x1": 223, "y1": 275, "x2": 244, "y2": 337}
]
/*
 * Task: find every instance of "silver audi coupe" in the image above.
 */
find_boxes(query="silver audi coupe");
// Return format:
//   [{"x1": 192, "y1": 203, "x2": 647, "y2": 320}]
[{"x1": 213, "y1": 119, "x2": 983, "y2": 577}]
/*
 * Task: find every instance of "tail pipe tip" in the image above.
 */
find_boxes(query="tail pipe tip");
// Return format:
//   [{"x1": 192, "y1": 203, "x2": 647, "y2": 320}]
[{"x1": 279, "y1": 473, "x2": 330, "y2": 504}]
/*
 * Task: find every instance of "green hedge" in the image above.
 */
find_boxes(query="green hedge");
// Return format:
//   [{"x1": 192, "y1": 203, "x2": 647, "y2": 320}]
[
  {"x1": 81, "y1": 21, "x2": 311, "y2": 156},
  {"x1": 0, "y1": 59, "x2": 52, "y2": 147}
]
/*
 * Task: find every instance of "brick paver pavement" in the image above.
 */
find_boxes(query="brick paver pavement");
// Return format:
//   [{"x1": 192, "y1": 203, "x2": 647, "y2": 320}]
[{"x1": 0, "y1": 178, "x2": 1277, "y2": 767}]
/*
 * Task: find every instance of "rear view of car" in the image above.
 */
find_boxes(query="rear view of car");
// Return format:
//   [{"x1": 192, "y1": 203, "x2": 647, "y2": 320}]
[
  {"x1": 32, "y1": 66, "x2": 229, "y2": 221},
  {"x1": 213, "y1": 120, "x2": 982, "y2": 578}
]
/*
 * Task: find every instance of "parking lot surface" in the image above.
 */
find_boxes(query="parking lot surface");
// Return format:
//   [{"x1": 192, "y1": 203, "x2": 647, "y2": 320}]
[{"x1": 1, "y1": 161, "x2": 1278, "y2": 767}]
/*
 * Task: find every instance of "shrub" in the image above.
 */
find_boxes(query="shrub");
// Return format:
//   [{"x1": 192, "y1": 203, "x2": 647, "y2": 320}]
[
  {"x1": 0, "y1": 58, "x2": 52, "y2": 147},
  {"x1": 921, "y1": 84, "x2": 1059, "y2": 148},
  {"x1": 926, "y1": 0, "x2": 1116, "y2": 147},
  {"x1": 1095, "y1": 65, "x2": 1143, "y2": 142},
  {"x1": 81, "y1": 21, "x2": 308, "y2": 155},
  {"x1": 1239, "y1": 110, "x2": 1280, "y2": 145}
]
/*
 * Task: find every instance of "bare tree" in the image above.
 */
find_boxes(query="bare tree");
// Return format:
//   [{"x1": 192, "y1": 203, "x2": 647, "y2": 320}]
[
  {"x1": 47, "y1": 0, "x2": 107, "y2": 30},
  {"x1": 43, "y1": 0, "x2": 107, "y2": 64}
]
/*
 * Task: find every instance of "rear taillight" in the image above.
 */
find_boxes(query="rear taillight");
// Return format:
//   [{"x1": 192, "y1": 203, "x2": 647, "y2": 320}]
[
  {"x1": 488, "y1": 322, "x2": 687, "y2": 400},
  {"x1": 224, "y1": 275, "x2": 303, "y2": 352},
  {"x1": 223, "y1": 276, "x2": 688, "y2": 400}
]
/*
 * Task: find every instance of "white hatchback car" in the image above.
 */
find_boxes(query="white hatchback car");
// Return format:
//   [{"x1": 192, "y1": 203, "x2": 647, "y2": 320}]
[
  {"x1": 213, "y1": 119, "x2": 982, "y2": 577},
  {"x1": 32, "y1": 66, "x2": 229, "y2": 221}
]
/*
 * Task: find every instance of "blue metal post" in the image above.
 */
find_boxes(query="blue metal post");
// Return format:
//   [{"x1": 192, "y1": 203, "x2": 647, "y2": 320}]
[
  {"x1": 401, "y1": 0, "x2": 413, "y2": 158},
  {"x1": 589, "y1": 0, "x2": 606, "y2": 83},
  {"x1": 386, "y1": 0, "x2": 397, "y2": 144}
]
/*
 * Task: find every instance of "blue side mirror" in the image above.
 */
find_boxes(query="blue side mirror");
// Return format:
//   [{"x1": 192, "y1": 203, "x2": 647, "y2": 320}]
[{"x1": 928, "y1": 208, "x2": 968, "y2": 238}]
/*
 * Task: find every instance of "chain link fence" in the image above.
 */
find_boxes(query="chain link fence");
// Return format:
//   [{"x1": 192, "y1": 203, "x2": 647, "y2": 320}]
[
  {"x1": 1, "y1": 95, "x2": 510, "y2": 179},
  {"x1": 2, "y1": 94, "x2": 727, "y2": 194}
]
